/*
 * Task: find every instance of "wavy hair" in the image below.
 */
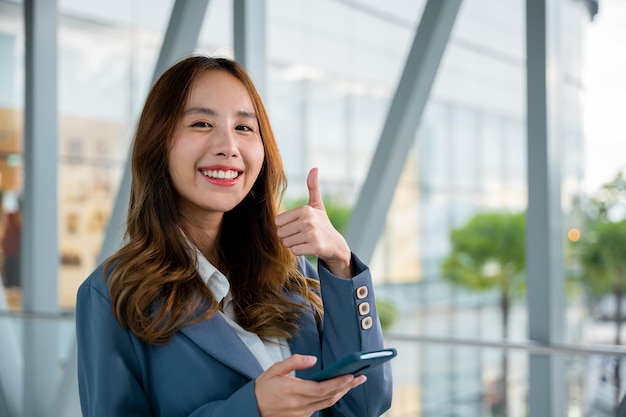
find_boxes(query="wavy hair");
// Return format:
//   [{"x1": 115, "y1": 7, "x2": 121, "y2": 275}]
[{"x1": 106, "y1": 56, "x2": 322, "y2": 344}]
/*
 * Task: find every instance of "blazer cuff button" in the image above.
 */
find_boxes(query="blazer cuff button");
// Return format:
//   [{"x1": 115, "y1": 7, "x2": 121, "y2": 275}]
[
  {"x1": 356, "y1": 285, "x2": 368, "y2": 299},
  {"x1": 358, "y1": 301, "x2": 370, "y2": 316}
]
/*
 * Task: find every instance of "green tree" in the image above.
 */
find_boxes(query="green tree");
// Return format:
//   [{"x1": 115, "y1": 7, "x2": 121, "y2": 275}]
[
  {"x1": 441, "y1": 211, "x2": 526, "y2": 417},
  {"x1": 573, "y1": 171, "x2": 626, "y2": 408}
]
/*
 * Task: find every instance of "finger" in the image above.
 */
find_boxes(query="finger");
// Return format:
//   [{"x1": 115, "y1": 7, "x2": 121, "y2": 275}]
[
  {"x1": 269, "y1": 354, "x2": 317, "y2": 377},
  {"x1": 276, "y1": 210, "x2": 316, "y2": 240},
  {"x1": 286, "y1": 243, "x2": 315, "y2": 258},
  {"x1": 300, "y1": 374, "x2": 366, "y2": 402},
  {"x1": 307, "y1": 168, "x2": 325, "y2": 210},
  {"x1": 307, "y1": 388, "x2": 351, "y2": 410},
  {"x1": 319, "y1": 374, "x2": 366, "y2": 391},
  {"x1": 278, "y1": 225, "x2": 311, "y2": 248},
  {"x1": 275, "y1": 209, "x2": 298, "y2": 228}
]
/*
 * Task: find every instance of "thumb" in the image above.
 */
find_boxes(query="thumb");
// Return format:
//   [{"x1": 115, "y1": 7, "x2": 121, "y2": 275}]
[
  {"x1": 271, "y1": 354, "x2": 317, "y2": 376},
  {"x1": 307, "y1": 168, "x2": 325, "y2": 210}
]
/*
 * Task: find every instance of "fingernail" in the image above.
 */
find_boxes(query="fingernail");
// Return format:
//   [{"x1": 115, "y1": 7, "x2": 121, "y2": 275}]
[
  {"x1": 305, "y1": 355, "x2": 317, "y2": 365},
  {"x1": 357, "y1": 375, "x2": 367, "y2": 384}
]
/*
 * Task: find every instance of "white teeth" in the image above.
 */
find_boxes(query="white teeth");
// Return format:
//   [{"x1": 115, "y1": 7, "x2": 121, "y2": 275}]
[{"x1": 201, "y1": 169, "x2": 240, "y2": 180}]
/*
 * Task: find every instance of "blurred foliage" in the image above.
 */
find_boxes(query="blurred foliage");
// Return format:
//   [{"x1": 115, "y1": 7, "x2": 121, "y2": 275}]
[
  {"x1": 441, "y1": 211, "x2": 526, "y2": 299},
  {"x1": 572, "y1": 171, "x2": 626, "y2": 298},
  {"x1": 576, "y1": 219, "x2": 626, "y2": 298},
  {"x1": 441, "y1": 210, "x2": 526, "y2": 415},
  {"x1": 571, "y1": 170, "x2": 626, "y2": 407},
  {"x1": 376, "y1": 298, "x2": 398, "y2": 331}
]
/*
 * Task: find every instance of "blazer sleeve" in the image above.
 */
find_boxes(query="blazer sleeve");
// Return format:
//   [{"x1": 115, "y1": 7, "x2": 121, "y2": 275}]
[
  {"x1": 304, "y1": 254, "x2": 393, "y2": 417},
  {"x1": 76, "y1": 270, "x2": 262, "y2": 417},
  {"x1": 76, "y1": 276, "x2": 153, "y2": 416}
]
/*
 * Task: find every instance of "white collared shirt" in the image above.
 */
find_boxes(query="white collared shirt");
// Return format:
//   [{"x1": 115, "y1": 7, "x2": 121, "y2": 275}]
[{"x1": 193, "y1": 245, "x2": 292, "y2": 371}]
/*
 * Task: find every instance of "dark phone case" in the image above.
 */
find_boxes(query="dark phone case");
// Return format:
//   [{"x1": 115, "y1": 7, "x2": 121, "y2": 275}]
[{"x1": 306, "y1": 348, "x2": 397, "y2": 382}]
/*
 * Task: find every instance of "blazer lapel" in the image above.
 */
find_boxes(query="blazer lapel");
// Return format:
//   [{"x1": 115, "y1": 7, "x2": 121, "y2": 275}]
[
  {"x1": 179, "y1": 313, "x2": 264, "y2": 380},
  {"x1": 287, "y1": 293, "x2": 323, "y2": 379},
  {"x1": 289, "y1": 257, "x2": 324, "y2": 379}
]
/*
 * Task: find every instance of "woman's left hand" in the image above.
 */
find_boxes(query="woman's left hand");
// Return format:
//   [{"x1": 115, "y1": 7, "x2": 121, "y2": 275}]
[{"x1": 276, "y1": 168, "x2": 353, "y2": 278}]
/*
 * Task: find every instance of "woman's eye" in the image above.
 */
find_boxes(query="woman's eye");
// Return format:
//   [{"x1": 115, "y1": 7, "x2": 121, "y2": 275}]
[
  {"x1": 191, "y1": 121, "x2": 212, "y2": 128},
  {"x1": 235, "y1": 125, "x2": 253, "y2": 132}
]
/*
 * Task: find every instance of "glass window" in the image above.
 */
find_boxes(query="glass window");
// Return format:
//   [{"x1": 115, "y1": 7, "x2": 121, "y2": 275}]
[{"x1": 2, "y1": 0, "x2": 625, "y2": 415}]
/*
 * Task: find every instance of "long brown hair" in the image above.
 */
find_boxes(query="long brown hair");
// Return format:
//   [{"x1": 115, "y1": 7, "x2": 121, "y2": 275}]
[{"x1": 106, "y1": 56, "x2": 322, "y2": 344}]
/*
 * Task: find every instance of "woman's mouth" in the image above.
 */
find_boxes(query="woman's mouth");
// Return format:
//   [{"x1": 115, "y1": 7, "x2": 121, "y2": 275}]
[{"x1": 199, "y1": 169, "x2": 241, "y2": 180}]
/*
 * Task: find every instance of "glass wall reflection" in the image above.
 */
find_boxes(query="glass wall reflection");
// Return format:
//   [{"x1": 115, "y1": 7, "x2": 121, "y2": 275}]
[{"x1": 1, "y1": 0, "x2": 625, "y2": 415}]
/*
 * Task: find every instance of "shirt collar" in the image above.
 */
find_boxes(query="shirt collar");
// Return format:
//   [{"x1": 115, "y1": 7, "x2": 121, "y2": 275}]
[
  {"x1": 181, "y1": 229, "x2": 230, "y2": 303},
  {"x1": 195, "y1": 249, "x2": 230, "y2": 303}
]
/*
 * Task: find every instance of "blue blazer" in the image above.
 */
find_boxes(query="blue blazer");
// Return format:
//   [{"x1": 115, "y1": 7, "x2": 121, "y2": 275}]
[{"x1": 76, "y1": 255, "x2": 393, "y2": 417}]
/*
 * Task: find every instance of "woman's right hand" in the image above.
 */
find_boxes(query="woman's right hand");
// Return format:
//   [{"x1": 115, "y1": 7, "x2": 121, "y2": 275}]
[{"x1": 254, "y1": 354, "x2": 366, "y2": 417}]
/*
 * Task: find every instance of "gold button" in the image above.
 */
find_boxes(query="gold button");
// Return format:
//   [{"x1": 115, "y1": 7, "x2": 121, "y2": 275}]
[
  {"x1": 358, "y1": 302, "x2": 370, "y2": 316},
  {"x1": 361, "y1": 316, "x2": 373, "y2": 330},
  {"x1": 356, "y1": 285, "x2": 368, "y2": 299}
]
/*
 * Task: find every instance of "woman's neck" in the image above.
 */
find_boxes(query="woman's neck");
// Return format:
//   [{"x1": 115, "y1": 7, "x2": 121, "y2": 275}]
[{"x1": 179, "y1": 213, "x2": 223, "y2": 263}]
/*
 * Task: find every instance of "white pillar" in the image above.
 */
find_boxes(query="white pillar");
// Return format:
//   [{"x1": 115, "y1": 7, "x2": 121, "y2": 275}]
[
  {"x1": 23, "y1": 0, "x2": 59, "y2": 415},
  {"x1": 526, "y1": 0, "x2": 566, "y2": 415}
]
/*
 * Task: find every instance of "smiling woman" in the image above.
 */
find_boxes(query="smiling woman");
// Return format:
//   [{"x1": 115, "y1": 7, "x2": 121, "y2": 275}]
[
  {"x1": 75, "y1": 55, "x2": 393, "y2": 417},
  {"x1": 169, "y1": 70, "x2": 265, "y2": 223}
]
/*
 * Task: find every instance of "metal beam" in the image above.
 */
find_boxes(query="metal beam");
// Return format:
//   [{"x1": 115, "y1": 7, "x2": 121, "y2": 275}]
[
  {"x1": 386, "y1": 333, "x2": 626, "y2": 357},
  {"x1": 0, "y1": 293, "x2": 22, "y2": 417},
  {"x1": 22, "y1": 1, "x2": 59, "y2": 416},
  {"x1": 154, "y1": 0, "x2": 212, "y2": 85},
  {"x1": 344, "y1": 0, "x2": 462, "y2": 263},
  {"x1": 526, "y1": 0, "x2": 566, "y2": 416},
  {"x1": 55, "y1": 1, "x2": 211, "y2": 416},
  {"x1": 233, "y1": 0, "x2": 266, "y2": 96}
]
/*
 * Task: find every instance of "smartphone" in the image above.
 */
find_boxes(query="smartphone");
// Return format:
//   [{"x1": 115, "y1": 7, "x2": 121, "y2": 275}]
[{"x1": 306, "y1": 348, "x2": 397, "y2": 382}]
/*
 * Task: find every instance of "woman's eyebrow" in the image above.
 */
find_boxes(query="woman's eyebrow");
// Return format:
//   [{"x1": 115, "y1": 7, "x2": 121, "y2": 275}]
[
  {"x1": 237, "y1": 110, "x2": 257, "y2": 120},
  {"x1": 184, "y1": 106, "x2": 217, "y2": 116},
  {"x1": 184, "y1": 106, "x2": 257, "y2": 120}
]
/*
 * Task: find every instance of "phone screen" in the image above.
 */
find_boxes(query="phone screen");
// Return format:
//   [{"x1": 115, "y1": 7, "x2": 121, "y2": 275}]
[{"x1": 306, "y1": 348, "x2": 397, "y2": 382}]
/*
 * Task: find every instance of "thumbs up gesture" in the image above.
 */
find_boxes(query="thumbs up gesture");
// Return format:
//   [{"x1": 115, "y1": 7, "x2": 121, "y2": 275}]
[{"x1": 275, "y1": 168, "x2": 353, "y2": 278}]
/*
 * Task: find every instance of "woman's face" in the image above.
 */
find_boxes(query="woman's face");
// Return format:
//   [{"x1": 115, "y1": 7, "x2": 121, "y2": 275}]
[{"x1": 168, "y1": 70, "x2": 265, "y2": 222}]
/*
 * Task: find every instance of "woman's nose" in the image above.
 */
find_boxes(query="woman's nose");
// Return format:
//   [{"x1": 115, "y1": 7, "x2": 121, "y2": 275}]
[{"x1": 213, "y1": 127, "x2": 239, "y2": 158}]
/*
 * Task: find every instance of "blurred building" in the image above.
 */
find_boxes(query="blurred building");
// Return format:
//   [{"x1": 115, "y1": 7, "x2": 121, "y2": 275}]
[{"x1": 0, "y1": 0, "x2": 624, "y2": 416}]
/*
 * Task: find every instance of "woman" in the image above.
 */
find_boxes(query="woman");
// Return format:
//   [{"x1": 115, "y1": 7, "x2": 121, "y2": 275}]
[{"x1": 76, "y1": 55, "x2": 392, "y2": 417}]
